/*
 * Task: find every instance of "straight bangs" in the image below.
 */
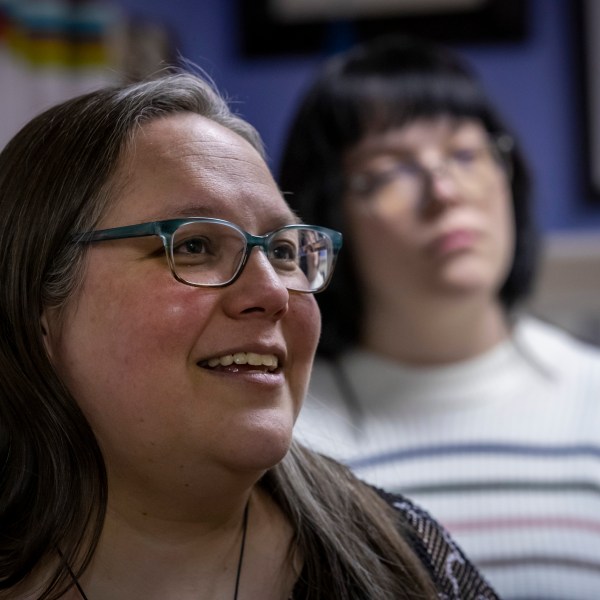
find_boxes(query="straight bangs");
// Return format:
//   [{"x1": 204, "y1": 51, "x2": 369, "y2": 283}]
[{"x1": 343, "y1": 72, "x2": 496, "y2": 141}]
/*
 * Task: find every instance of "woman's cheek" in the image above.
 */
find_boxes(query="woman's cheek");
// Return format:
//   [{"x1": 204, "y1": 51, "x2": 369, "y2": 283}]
[{"x1": 292, "y1": 294, "x2": 321, "y2": 352}]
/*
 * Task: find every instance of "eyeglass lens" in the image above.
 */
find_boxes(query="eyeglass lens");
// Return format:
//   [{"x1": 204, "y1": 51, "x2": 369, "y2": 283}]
[{"x1": 171, "y1": 222, "x2": 334, "y2": 292}]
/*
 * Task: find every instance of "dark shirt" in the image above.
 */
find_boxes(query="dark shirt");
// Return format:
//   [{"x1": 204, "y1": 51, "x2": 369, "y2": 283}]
[{"x1": 292, "y1": 487, "x2": 500, "y2": 599}]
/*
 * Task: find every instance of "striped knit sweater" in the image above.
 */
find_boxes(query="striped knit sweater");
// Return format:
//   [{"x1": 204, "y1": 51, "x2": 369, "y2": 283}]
[{"x1": 294, "y1": 317, "x2": 600, "y2": 599}]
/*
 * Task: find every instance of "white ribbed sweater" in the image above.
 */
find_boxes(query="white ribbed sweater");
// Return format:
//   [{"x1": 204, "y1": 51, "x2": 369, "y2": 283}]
[{"x1": 295, "y1": 317, "x2": 600, "y2": 599}]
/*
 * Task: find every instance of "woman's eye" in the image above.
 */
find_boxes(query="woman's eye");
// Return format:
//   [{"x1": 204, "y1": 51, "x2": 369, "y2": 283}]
[
  {"x1": 348, "y1": 173, "x2": 378, "y2": 196},
  {"x1": 174, "y1": 236, "x2": 211, "y2": 255},
  {"x1": 391, "y1": 161, "x2": 421, "y2": 176},
  {"x1": 350, "y1": 162, "x2": 420, "y2": 196},
  {"x1": 271, "y1": 242, "x2": 297, "y2": 261},
  {"x1": 450, "y1": 148, "x2": 480, "y2": 165},
  {"x1": 374, "y1": 161, "x2": 420, "y2": 180}
]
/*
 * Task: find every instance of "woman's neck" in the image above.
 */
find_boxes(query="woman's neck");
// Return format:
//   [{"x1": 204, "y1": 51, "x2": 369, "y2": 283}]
[
  {"x1": 361, "y1": 293, "x2": 510, "y2": 366},
  {"x1": 71, "y1": 487, "x2": 298, "y2": 600}
]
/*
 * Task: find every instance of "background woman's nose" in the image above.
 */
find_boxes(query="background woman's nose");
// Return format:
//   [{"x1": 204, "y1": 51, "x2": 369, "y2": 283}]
[{"x1": 419, "y1": 166, "x2": 461, "y2": 214}]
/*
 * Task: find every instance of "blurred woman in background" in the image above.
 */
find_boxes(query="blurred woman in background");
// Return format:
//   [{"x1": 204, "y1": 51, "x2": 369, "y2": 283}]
[{"x1": 280, "y1": 34, "x2": 600, "y2": 599}]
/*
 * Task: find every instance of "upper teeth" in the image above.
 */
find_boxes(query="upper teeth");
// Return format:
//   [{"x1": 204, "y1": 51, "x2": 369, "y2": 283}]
[{"x1": 206, "y1": 352, "x2": 278, "y2": 369}]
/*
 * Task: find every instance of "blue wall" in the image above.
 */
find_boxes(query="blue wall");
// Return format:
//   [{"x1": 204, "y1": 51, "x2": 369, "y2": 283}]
[{"x1": 115, "y1": 0, "x2": 600, "y2": 232}]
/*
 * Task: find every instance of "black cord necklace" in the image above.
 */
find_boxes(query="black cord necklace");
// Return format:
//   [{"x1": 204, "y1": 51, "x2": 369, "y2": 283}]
[{"x1": 66, "y1": 500, "x2": 250, "y2": 600}]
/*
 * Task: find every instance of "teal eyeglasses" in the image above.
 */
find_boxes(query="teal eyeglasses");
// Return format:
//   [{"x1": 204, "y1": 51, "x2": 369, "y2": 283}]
[{"x1": 74, "y1": 218, "x2": 343, "y2": 293}]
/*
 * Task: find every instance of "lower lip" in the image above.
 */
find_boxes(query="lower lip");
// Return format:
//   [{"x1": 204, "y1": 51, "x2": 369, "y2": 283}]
[
  {"x1": 434, "y1": 230, "x2": 477, "y2": 256},
  {"x1": 200, "y1": 365, "x2": 285, "y2": 386}
]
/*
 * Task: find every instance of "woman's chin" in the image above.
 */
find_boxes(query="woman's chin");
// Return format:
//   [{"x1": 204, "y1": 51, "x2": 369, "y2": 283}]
[
  {"x1": 434, "y1": 273, "x2": 498, "y2": 299},
  {"x1": 219, "y1": 419, "x2": 294, "y2": 473},
  {"x1": 432, "y1": 259, "x2": 501, "y2": 298}
]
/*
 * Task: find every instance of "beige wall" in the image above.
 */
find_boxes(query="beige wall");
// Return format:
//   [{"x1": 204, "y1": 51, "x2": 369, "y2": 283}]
[{"x1": 527, "y1": 232, "x2": 600, "y2": 346}]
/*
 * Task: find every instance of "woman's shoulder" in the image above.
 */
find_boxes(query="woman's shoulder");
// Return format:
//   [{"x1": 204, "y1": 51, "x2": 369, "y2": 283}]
[
  {"x1": 516, "y1": 315, "x2": 600, "y2": 368},
  {"x1": 372, "y1": 486, "x2": 501, "y2": 599}
]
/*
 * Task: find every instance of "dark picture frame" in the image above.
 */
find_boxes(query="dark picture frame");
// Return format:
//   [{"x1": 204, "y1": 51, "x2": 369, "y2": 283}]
[
  {"x1": 575, "y1": 0, "x2": 600, "y2": 203},
  {"x1": 239, "y1": 0, "x2": 529, "y2": 57}
]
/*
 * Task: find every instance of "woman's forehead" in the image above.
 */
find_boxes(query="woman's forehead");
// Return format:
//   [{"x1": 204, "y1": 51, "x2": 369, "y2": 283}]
[
  {"x1": 346, "y1": 117, "x2": 487, "y2": 162},
  {"x1": 105, "y1": 114, "x2": 297, "y2": 231}
]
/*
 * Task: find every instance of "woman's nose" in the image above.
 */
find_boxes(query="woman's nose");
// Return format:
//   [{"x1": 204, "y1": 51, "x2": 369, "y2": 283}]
[
  {"x1": 223, "y1": 248, "x2": 289, "y2": 319},
  {"x1": 419, "y1": 163, "x2": 461, "y2": 213}
]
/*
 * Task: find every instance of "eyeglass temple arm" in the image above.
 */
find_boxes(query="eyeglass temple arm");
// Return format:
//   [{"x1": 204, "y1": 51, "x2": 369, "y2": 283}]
[{"x1": 73, "y1": 222, "x2": 161, "y2": 243}]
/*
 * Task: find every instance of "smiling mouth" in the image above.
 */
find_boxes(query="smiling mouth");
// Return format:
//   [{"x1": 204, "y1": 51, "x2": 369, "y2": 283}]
[{"x1": 199, "y1": 352, "x2": 279, "y2": 372}]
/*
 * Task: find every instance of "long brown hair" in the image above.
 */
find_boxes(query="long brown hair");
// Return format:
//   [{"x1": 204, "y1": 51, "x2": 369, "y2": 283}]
[
  {"x1": 0, "y1": 71, "x2": 435, "y2": 599},
  {"x1": 268, "y1": 443, "x2": 437, "y2": 599}
]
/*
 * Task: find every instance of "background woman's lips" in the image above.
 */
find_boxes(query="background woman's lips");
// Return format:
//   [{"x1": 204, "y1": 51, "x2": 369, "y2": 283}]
[{"x1": 433, "y1": 229, "x2": 478, "y2": 256}]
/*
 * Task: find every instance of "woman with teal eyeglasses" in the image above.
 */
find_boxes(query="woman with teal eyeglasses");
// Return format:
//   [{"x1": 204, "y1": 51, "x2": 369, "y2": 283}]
[{"x1": 0, "y1": 70, "x2": 498, "y2": 599}]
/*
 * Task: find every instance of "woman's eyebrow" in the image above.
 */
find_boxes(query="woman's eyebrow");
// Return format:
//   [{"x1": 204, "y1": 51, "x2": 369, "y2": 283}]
[
  {"x1": 133, "y1": 203, "x2": 303, "y2": 229},
  {"x1": 261, "y1": 215, "x2": 303, "y2": 233},
  {"x1": 279, "y1": 193, "x2": 306, "y2": 225},
  {"x1": 276, "y1": 210, "x2": 303, "y2": 226},
  {"x1": 145, "y1": 203, "x2": 216, "y2": 221}
]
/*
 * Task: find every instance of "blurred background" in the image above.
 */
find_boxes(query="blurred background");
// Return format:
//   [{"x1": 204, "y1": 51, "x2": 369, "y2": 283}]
[{"x1": 1, "y1": 0, "x2": 599, "y2": 343}]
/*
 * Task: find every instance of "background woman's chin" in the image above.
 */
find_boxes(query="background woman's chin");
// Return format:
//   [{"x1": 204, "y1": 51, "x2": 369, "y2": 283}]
[
  {"x1": 433, "y1": 271, "x2": 500, "y2": 298},
  {"x1": 431, "y1": 253, "x2": 502, "y2": 294}
]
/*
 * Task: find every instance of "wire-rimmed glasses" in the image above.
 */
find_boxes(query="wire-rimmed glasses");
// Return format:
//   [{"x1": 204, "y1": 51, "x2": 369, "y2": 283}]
[
  {"x1": 74, "y1": 218, "x2": 343, "y2": 293},
  {"x1": 346, "y1": 134, "x2": 513, "y2": 213}
]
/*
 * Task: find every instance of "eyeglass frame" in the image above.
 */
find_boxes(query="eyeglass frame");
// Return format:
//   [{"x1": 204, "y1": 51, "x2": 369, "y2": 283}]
[
  {"x1": 345, "y1": 133, "x2": 514, "y2": 202},
  {"x1": 73, "y1": 217, "x2": 343, "y2": 293}
]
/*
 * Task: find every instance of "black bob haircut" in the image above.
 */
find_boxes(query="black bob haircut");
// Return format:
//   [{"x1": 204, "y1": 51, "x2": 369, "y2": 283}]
[{"x1": 279, "y1": 34, "x2": 538, "y2": 359}]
